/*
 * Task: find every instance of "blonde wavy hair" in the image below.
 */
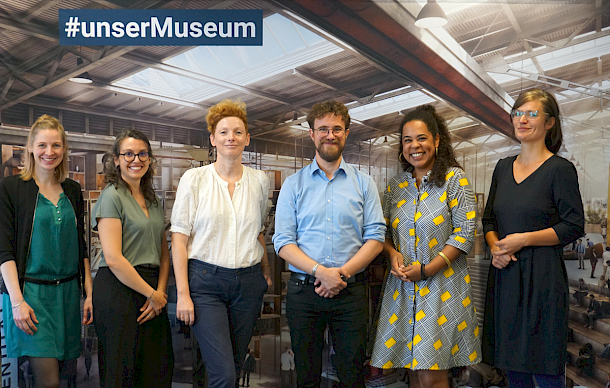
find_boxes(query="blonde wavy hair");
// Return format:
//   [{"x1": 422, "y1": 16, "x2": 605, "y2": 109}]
[{"x1": 20, "y1": 114, "x2": 69, "y2": 182}]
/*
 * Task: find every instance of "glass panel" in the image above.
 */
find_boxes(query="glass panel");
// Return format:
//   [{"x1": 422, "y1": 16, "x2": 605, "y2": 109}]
[
  {"x1": 266, "y1": 13, "x2": 306, "y2": 54},
  {"x1": 258, "y1": 22, "x2": 285, "y2": 61},
  {"x1": 208, "y1": 46, "x2": 247, "y2": 75}
]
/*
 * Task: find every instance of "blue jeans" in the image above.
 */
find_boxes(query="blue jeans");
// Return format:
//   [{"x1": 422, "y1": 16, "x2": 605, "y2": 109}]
[
  {"x1": 188, "y1": 260, "x2": 268, "y2": 388},
  {"x1": 507, "y1": 370, "x2": 565, "y2": 388}
]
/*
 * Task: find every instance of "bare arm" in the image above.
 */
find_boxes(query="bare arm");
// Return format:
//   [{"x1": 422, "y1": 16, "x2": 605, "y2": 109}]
[
  {"x1": 82, "y1": 258, "x2": 93, "y2": 325},
  {"x1": 97, "y1": 218, "x2": 167, "y2": 316},
  {"x1": 171, "y1": 232, "x2": 194, "y2": 325}
]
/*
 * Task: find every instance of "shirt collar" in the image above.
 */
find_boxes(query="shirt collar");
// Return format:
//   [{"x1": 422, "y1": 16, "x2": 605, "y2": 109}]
[{"x1": 310, "y1": 157, "x2": 347, "y2": 178}]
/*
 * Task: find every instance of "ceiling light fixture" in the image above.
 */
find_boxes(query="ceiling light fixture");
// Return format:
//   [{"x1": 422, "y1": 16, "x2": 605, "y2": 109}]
[
  {"x1": 69, "y1": 58, "x2": 93, "y2": 84},
  {"x1": 414, "y1": 0, "x2": 448, "y2": 29}
]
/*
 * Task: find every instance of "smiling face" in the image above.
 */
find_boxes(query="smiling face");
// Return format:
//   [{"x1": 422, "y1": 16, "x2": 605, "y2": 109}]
[
  {"x1": 513, "y1": 99, "x2": 555, "y2": 145},
  {"x1": 115, "y1": 137, "x2": 150, "y2": 186},
  {"x1": 210, "y1": 116, "x2": 250, "y2": 159},
  {"x1": 310, "y1": 114, "x2": 349, "y2": 163},
  {"x1": 28, "y1": 129, "x2": 65, "y2": 175},
  {"x1": 401, "y1": 120, "x2": 439, "y2": 179}
]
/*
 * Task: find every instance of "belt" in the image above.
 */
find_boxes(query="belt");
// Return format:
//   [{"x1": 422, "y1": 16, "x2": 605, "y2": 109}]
[
  {"x1": 23, "y1": 272, "x2": 79, "y2": 286},
  {"x1": 290, "y1": 271, "x2": 364, "y2": 285}
]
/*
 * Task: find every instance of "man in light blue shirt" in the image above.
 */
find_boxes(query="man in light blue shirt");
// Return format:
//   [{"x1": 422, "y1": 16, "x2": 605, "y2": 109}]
[{"x1": 273, "y1": 100, "x2": 385, "y2": 388}]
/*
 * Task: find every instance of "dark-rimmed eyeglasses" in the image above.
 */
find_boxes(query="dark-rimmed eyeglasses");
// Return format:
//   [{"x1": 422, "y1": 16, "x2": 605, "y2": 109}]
[
  {"x1": 510, "y1": 110, "x2": 548, "y2": 120},
  {"x1": 120, "y1": 151, "x2": 149, "y2": 162},
  {"x1": 314, "y1": 127, "x2": 346, "y2": 137}
]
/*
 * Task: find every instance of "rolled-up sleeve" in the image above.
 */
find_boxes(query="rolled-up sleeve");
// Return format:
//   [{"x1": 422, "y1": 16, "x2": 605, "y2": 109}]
[
  {"x1": 362, "y1": 176, "x2": 386, "y2": 243},
  {"x1": 272, "y1": 179, "x2": 297, "y2": 254},
  {"x1": 170, "y1": 169, "x2": 198, "y2": 237},
  {"x1": 445, "y1": 169, "x2": 476, "y2": 254}
]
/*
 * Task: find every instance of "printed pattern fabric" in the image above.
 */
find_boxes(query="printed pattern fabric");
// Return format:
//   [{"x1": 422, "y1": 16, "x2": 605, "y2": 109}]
[{"x1": 371, "y1": 167, "x2": 481, "y2": 370}]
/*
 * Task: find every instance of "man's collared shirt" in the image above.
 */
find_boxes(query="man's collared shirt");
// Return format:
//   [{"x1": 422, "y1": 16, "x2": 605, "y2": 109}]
[{"x1": 273, "y1": 157, "x2": 386, "y2": 274}]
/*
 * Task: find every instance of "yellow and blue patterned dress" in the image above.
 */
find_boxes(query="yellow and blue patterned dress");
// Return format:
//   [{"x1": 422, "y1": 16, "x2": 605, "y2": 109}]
[{"x1": 370, "y1": 167, "x2": 481, "y2": 370}]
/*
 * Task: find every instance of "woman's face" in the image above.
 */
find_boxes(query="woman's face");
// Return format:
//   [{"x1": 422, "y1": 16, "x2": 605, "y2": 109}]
[
  {"x1": 512, "y1": 100, "x2": 555, "y2": 145},
  {"x1": 210, "y1": 116, "x2": 250, "y2": 159},
  {"x1": 28, "y1": 129, "x2": 65, "y2": 173},
  {"x1": 115, "y1": 137, "x2": 150, "y2": 185},
  {"x1": 402, "y1": 119, "x2": 439, "y2": 178}
]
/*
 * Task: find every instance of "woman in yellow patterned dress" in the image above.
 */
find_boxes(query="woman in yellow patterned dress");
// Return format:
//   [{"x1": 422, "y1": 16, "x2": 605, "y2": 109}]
[{"x1": 371, "y1": 105, "x2": 480, "y2": 388}]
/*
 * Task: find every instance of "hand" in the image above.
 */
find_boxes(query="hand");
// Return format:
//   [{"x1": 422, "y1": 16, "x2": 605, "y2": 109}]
[
  {"x1": 494, "y1": 233, "x2": 527, "y2": 256},
  {"x1": 13, "y1": 300, "x2": 38, "y2": 335},
  {"x1": 136, "y1": 299, "x2": 156, "y2": 325},
  {"x1": 315, "y1": 266, "x2": 348, "y2": 294},
  {"x1": 314, "y1": 281, "x2": 336, "y2": 298},
  {"x1": 262, "y1": 265, "x2": 273, "y2": 288},
  {"x1": 490, "y1": 245, "x2": 517, "y2": 269},
  {"x1": 148, "y1": 289, "x2": 168, "y2": 314},
  {"x1": 176, "y1": 294, "x2": 195, "y2": 326},
  {"x1": 389, "y1": 252, "x2": 409, "y2": 282},
  {"x1": 82, "y1": 296, "x2": 93, "y2": 325},
  {"x1": 401, "y1": 264, "x2": 423, "y2": 282}
]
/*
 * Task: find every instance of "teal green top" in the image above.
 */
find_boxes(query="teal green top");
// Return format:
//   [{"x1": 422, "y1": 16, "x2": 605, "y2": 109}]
[
  {"x1": 92, "y1": 184, "x2": 164, "y2": 267},
  {"x1": 3, "y1": 193, "x2": 81, "y2": 359}
]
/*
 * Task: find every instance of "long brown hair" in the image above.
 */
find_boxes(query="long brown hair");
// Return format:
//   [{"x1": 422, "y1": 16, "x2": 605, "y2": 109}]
[
  {"x1": 104, "y1": 129, "x2": 158, "y2": 207},
  {"x1": 21, "y1": 114, "x2": 69, "y2": 182}
]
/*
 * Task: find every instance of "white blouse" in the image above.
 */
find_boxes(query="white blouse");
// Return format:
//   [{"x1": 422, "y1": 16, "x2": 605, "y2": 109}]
[{"x1": 170, "y1": 164, "x2": 269, "y2": 269}]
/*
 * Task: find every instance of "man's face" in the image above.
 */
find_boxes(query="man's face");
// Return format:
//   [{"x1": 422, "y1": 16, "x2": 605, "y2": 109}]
[{"x1": 309, "y1": 114, "x2": 349, "y2": 163}]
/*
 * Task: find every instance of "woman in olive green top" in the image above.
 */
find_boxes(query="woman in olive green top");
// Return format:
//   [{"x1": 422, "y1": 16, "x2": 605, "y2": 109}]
[{"x1": 92, "y1": 129, "x2": 173, "y2": 387}]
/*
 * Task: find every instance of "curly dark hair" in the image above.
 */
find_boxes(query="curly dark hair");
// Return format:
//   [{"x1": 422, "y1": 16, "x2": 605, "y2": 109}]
[
  {"x1": 398, "y1": 104, "x2": 460, "y2": 187},
  {"x1": 104, "y1": 129, "x2": 158, "y2": 207},
  {"x1": 306, "y1": 100, "x2": 350, "y2": 129}
]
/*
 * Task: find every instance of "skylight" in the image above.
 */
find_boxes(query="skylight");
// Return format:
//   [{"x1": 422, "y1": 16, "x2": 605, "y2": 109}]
[
  {"x1": 349, "y1": 90, "x2": 436, "y2": 121},
  {"x1": 113, "y1": 13, "x2": 343, "y2": 103}
]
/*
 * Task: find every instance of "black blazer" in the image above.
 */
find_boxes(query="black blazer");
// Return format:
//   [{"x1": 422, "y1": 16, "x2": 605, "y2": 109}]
[{"x1": 0, "y1": 175, "x2": 87, "y2": 294}]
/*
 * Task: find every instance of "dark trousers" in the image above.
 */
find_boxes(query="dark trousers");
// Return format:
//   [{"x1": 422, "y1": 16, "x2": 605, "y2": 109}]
[
  {"x1": 188, "y1": 260, "x2": 268, "y2": 388},
  {"x1": 591, "y1": 259, "x2": 598, "y2": 278},
  {"x1": 241, "y1": 370, "x2": 251, "y2": 386},
  {"x1": 507, "y1": 370, "x2": 565, "y2": 388},
  {"x1": 286, "y1": 274, "x2": 368, "y2": 388},
  {"x1": 93, "y1": 266, "x2": 174, "y2": 388}
]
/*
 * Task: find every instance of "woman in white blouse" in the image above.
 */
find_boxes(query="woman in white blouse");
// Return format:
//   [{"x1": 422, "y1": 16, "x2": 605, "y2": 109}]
[{"x1": 171, "y1": 99, "x2": 272, "y2": 388}]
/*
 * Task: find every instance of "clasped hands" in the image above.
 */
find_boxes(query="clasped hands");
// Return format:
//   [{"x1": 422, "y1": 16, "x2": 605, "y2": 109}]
[
  {"x1": 389, "y1": 252, "x2": 424, "y2": 282},
  {"x1": 313, "y1": 265, "x2": 349, "y2": 298},
  {"x1": 491, "y1": 233, "x2": 526, "y2": 269}
]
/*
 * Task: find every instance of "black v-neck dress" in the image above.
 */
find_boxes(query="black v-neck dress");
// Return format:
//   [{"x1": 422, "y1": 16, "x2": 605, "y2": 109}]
[{"x1": 481, "y1": 155, "x2": 584, "y2": 375}]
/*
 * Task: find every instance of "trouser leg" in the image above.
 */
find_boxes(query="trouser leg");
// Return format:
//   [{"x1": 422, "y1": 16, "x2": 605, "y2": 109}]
[
  {"x1": 286, "y1": 280, "x2": 327, "y2": 388},
  {"x1": 228, "y1": 268, "x2": 268, "y2": 387},
  {"x1": 328, "y1": 283, "x2": 368, "y2": 388},
  {"x1": 189, "y1": 262, "x2": 237, "y2": 388},
  {"x1": 533, "y1": 373, "x2": 566, "y2": 388},
  {"x1": 133, "y1": 266, "x2": 174, "y2": 387},
  {"x1": 507, "y1": 370, "x2": 535, "y2": 388}
]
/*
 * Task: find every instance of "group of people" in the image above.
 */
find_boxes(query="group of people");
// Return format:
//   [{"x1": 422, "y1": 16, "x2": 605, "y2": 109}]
[{"x1": 0, "y1": 87, "x2": 584, "y2": 388}]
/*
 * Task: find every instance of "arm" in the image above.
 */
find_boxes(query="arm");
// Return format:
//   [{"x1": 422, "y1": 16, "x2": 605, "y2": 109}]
[
  {"x1": 494, "y1": 160, "x2": 584, "y2": 257},
  {"x1": 0, "y1": 261, "x2": 38, "y2": 335},
  {"x1": 258, "y1": 233, "x2": 272, "y2": 287},
  {"x1": 81, "y1": 258, "x2": 93, "y2": 325},
  {"x1": 97, "y1": 218, "x2": 166, "y2": 318},
  {"x1": 404, "y1": 169, "x2": 477, "y2": 280},
  {"x1": 0, "y1": 180, "x2": 37, "y2": 335},
  {"x1": 172, "y1": 232, "x2": 194, "y2": 325}
]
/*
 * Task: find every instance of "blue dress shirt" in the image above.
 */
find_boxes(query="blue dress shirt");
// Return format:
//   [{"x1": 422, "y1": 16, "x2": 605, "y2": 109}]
[{"x1": 273, "y1": 157, "x2": 386, "y2": 274}]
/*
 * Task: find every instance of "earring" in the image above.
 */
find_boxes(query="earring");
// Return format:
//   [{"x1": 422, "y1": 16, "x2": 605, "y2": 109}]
[{"x1": 436, "y1": 147, "x2": 438, "y2": 156}]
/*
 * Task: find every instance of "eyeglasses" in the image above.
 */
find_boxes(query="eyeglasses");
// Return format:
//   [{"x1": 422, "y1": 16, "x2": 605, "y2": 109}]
[
  {"x1": 314, "y1": 127, "x2": 346, "y2": 137},
  {"x1": 120, "y1": 151, "x2": 149, "y2": 162},
  {"x1": 510, "y1": 110, "x2": 548, "y2": 120}
]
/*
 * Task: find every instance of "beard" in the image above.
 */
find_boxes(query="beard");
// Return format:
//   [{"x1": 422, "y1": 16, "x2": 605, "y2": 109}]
[{"x1": 316, "y1": 140, "x2": 344, "y2": 163}]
